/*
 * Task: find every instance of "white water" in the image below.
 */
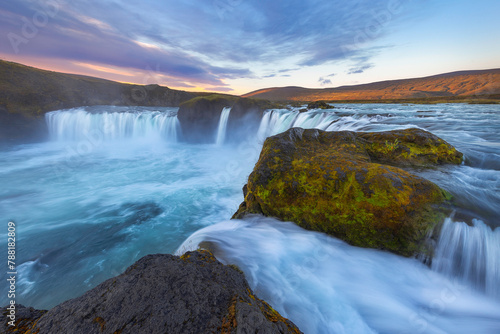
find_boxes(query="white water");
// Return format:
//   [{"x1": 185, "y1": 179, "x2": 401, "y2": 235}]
[
  {"x1": 432, "y1": 218, "x2": 500, "y2": 300},
  {"x1": 1, "y1": 104, "x2": 500, "y2": 333},
  {"x1": 256, "y1": 109, "x2": 337, "y2": 140},
  {"x1": 215, "y1": 107, "x2": 231, "y2": 145},
  {"x1": 177, "y1": 217, "x2": 500, "y2": 334},
  {"x1": 46, "y1": 106, "x2": 180, "y2": 142},
  {"x1": 256, "y1": 109, "x2": 395, "y2": 141}
]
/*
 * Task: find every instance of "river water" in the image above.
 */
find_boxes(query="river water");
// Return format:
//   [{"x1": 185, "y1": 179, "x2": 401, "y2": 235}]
[{"x1": 0, "y1": 103, "x2": 499, "y2": 333}]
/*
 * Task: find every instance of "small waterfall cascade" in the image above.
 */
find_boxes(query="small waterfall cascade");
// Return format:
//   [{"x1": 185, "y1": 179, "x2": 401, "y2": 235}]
[
  {"x1": 215, "y1": 107, "x2": 232, "y2": 145},
  {"x1": 256, "y1": 109, "x2": 337, "y2": 141},
  {"x1": 432, "y1": 218, "x2": 500, "y2": 300},
  {"x1": 45, "y1": 108, "x2": 180, "y2": 142},
  {"x1": 256, "y1": 109, "x2": 387, "y2": 141}
]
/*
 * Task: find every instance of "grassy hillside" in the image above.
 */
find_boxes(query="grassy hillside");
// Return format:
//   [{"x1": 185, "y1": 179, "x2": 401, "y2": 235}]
[
  {"x1": 0, "y1": 60, "x2": 217, "y2": 143},
  {"x1": 0, "y1": 60, "x2": 207, "y2": 118},
  {"x1": 243, "y1": 69, "x2": 500, "y2": 102}
]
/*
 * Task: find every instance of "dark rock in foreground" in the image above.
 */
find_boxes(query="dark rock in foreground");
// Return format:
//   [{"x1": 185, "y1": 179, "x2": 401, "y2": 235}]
[
  {"x1": 234, "y1": 128, "x2": 463, "y2": 257},
  {"x1": 1, "y1": 250, "x2": 301, "y2": 334},
  {"x1": 0, "y1": 305, "x2": 46, "y2": 333}
]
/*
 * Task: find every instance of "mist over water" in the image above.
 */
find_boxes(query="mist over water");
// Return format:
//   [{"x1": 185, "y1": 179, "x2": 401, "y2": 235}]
[
  {"x1": 46, "y1": 106, "x2": 180, "y2": 142},
  {"x1": 178, "y1": 217, "x2": 500, "y2": 334},
  {"x1": 1, "y1": 104, "x2": 499, "y2": 333}
]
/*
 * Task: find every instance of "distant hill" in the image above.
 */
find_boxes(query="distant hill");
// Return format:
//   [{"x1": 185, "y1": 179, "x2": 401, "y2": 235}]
[
  {"x1": 0, "y1": 60, "x2": 208, "y2": 117},
  {"x1": 243, "y1": 69, "x2": 500, "y2": 102},
  {"x1": 0, "y1": 60, "x2": 210, "y2": 143}
]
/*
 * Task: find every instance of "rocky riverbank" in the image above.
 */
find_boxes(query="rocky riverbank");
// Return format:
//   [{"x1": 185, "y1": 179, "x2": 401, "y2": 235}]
[{"x1": 1, "y1": 250, "x2": 301, "y2": 333}]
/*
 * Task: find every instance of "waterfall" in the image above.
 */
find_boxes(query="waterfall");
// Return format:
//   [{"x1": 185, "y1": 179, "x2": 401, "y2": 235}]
[
  {"x1": 45, "y1": 108, "x2": 180, "y2": 142},
  {"x1": 432, "y1": 218, "x2": 500, "y2": 300},
  {"x1": 256, "y1": 109, "x2": 387, "y2": 141},
  {"x1": 176, "y1": 217, "x2": 500, "y2": 334},
  {"x1": 215, "y1": 107, "x2": 231, "y2": 145}
]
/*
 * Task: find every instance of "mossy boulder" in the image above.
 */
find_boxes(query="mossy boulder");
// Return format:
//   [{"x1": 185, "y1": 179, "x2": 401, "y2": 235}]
[
  {"x1": 233, "y1": 128, "x2": 463, "y2": 257},
  {"x1": 307, "y1": 101, "x2": 331, "y2": 109}
]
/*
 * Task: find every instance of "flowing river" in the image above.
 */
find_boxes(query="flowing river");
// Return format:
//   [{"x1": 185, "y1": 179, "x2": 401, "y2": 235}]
[{"x1": 0, "y1": 103, "x2": 499, "y2": 333}]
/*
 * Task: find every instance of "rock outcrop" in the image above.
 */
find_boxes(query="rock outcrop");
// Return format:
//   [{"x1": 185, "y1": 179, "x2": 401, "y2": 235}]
[
  {"x1": 307, "y1": 101, "x2": 331, "y2": 109},
  {"x1": 233, "y1": 128, "x2": 463, "y2": 257},
  {"x1": 0, "y1": 106, "x2": 48, "y2": 144},
  {"x1": 0, "y1": 305, "x2": 46, "y2": 333},
  {"x1": 1, "y1": 250, "x2": 301, "y2": 334},
  {"x1": 177, "y1": 95, "x2": 278, "y2": 143}
]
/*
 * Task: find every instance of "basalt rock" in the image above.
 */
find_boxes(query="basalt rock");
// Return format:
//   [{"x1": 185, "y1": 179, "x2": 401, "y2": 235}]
[
  {"x1": 0, "y1": 107, "x2": 48, "y2": 145},
  {"x1": 233, "y1": 128, "x2": 463, "y2": 257},
  {"x1": 1, "y1": 250, "x2": 301, "y2": 334},
  {"x1": 0, "y1": 305, "x2": 47, "y2": 333},
  {"x1": 307, "y1": 101, "x2": 332, "y2": 109},
  {"x1": 177, "y1": 95, "x2": 279, "y2": 143}
]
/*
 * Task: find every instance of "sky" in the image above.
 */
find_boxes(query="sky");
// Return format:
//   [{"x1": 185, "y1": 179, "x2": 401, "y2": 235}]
[{"x1": 1, "y1": 0, "x2": 499, "y2": 95}]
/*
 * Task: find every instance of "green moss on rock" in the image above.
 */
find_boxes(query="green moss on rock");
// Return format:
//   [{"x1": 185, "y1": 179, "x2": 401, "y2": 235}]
[
  {"x1": 234, "y1": 128, "x2": 463, "y2": 257},
  {"x1": 360, "y1": 128, "x2": 463, "y2": 167}
]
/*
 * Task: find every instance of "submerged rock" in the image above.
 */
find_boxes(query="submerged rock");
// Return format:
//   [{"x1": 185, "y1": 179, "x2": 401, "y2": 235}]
[
  {"x1": 233, "y1": 128, "x2": 463, "y2": 257},
  {"x1": 2, "y1": 250, "x2": 301, "y2": 334}
]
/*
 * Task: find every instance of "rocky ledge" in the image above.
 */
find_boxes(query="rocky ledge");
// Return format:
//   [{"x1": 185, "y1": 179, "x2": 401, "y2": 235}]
[
  {"x1": 177, "y1": 94, "x2": 279, "y2": 143},
  {"x1": 1, "y1": 250, "x2": 301, "y2": 334},
  {"x1": 233, "y1": 127, "x2": 463, "y2": 257}
]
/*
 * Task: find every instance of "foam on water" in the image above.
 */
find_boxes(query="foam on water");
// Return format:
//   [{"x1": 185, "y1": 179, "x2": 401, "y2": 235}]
[
  {"x1": 46, "y1": 107, "x2": 180, "y2": 142},
  {"x1": 1, "y1": 104, "x2": 499, "y2": 332},
  {"x1": 177, "y1": 216, "x2": 500, "y2": 334},
  {"x1": 215, "y1": 107, "x2": 231, "y2": 145},
  {"x1": 432, "y1": 218, "x2": 500, "y2": 300}
]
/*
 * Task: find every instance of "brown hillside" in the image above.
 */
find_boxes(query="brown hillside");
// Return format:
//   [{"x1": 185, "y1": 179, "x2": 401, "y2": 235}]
[
  {"x1": 0, "y1": 60, "x2": 208, "y2": 118},
  {"x1": 243, "y1": 69, "x2": 500, "y2": 102},
  {"x1": 0, "y1": 59, "x2": 211, "y2": 143}
]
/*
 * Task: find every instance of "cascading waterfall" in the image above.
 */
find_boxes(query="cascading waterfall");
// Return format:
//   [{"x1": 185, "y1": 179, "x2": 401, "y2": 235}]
[
  {"x1": 2, "y1": 103, "x2": 500, "y2": 331},
  {"x1": 45, "y1": 108, "x2": 180, "y2": 142},
  {"x1": 256, "y1": 109, "x2": 394, "y2": 141},
  {"x1": 176, "y1": 217, "x2": 500, "y2": 334},
  {"x1": 432, "y1": 218, "x2": 500, "y2": 300},
  {"x1": 215, "y1": 107, "x2": 231, "y2": 145},
  {"x1": 256, "y1": 109, "x2": 338, "y2": 140}
]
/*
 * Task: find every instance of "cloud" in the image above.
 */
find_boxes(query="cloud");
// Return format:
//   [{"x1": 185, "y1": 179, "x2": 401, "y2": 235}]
[
  {"x1": 0, "y1": 0, "x2": 424, "y2": 86},
  {"x1": 207, "y1": 86, "x2": 234, "y2": 92},
  {"x1": 0, "y1": 0, "x2": 252, "y2": 87},
  {"x1": 319, "y1": 78, "x2": 332, "y2": 86},
  {"x1": 347, "y1": 64, "x2": 373, "y2": 74},
  {"x1": 318, "y1": 72, "x2": 335, "y2": 85},
  {"x1": 347, "y1": 63, "x2": 374, "y2": 74}
]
